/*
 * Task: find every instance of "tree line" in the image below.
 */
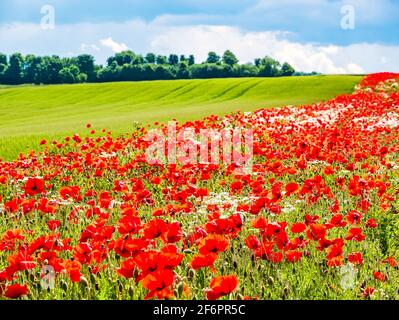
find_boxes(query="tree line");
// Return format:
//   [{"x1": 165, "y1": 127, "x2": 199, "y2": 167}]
[{"x1": 0, "y1": 50, "x2": 298, "y2": 85}]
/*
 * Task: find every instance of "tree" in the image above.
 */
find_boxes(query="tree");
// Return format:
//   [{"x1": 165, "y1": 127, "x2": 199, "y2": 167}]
[
  {"x1": 222, "y1": 50, "x2": 238, "y2": 66},
  {"x1": 58, "y1": 65, "x2": 80, "y2": 83},
  {"x1": 6, "y1": 53, "x2": 24, "y2": 84},
  {"x1": 236, "y1": 63, "x2": 258, "y2": 77},
  {"x1": 77, "y1": 54, "x2": 95, "y2": 81},
  {"x1": 280, "y1": 62, "x2": 295, "y2": 76},
  {"x1": 29, "y1": 56, "x2": 63, "y2": 84},
  {"x1": 206, "y1": 52, "x2": 220, "y2": 64},
  {"x1": 177, "y1": 61, "x2": 191, "y2": 79},
  {"x1": 0, "y1": 53, "x2": 8, "y2": 83},
  {"x1": 132, "y1": 55, "x2": 145, "y2": 65},
  {"x1": 156, "y1": 55, "x2": 168, "y2": 65},
  {"x1": 0, "y1": 53, "x2": 7, "y2": 65},
  {"x1": 145, "y1": 53, "x2": 156, "y2": 64},
  {"x1": 59, "y1": 68, "x2": 75, "y2": 83},
  {"x1": 188, "y1": 55, "x2": 195, "y2": 66},
  {"x1": 0, "y1": 51, "x2": 295, "y2": 84},
  {"x1": 98, "y1": 61, "x2": 119, "y2": 82},
  {"x1": 0, "y1": 64, "x2": 7, "y2": 84},
  {"x1": 258, "y1": 56, "x2": 281, "y2": 77},
  {"x1": 168, "y1": 54, "x2": 179, "y2": 66},
  {"x1": 154, "y1": 65, "x2": 174, "y2": 79},
  {"x1": 107, "y1": 51, "x2": 136, "y2": 66},
  {"x1": 77, "y1": 73, "x2": 88, "y2": 83}
]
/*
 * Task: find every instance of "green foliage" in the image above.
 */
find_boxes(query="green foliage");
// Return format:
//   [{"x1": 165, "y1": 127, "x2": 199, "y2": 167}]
[
  {"x1": 281, "y1": 62, "x2": 296, "y2": 77},
  {"x1": 222, "y1": 50, "x2": 239, "y2": 66},
  {"x1": 168, "y1": 54, "x2": 179, "y2": 66},
  {"x1": 188, "y1": 55, "x2": 195, "y2": 66},
  {"x1": 145, "y1": 53, "x2": 156, "y2": 64},
  {"x1": 206, "y1": 51, "x2": 221, "y2": 64},
  {"x1": 0, "y1": 50, "x2": 299, "y2": 85}
]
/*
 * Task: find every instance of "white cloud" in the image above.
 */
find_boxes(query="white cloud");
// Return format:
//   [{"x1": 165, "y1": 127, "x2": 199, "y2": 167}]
[
  {"x1": 0, "y1": 19, "x2": 397, "y2": 74},
  {"x1": 149, "y1": 25, "x2": 369, "y2": 74},
  {"x1": 100, "y1": 37, "x2": 129, "y2": 53},
  {"x1": 81, "y1": 43, "x2": 100, "y2": 52}
]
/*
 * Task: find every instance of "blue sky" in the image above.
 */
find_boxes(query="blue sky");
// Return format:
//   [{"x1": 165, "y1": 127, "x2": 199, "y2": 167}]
[{"x1": 0, "y1": 0, "x2": 398, "y2": 73}]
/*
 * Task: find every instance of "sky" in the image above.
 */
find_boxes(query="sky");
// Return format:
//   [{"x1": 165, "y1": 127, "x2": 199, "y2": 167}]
[{"x1": 0, "y1": 0, "x2": 398, "y2": 74}]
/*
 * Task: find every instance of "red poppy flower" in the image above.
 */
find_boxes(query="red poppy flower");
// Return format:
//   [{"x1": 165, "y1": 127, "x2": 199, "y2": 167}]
[
  {"x1": 190, "y1": 253, "x2": 218, "y2": 270},
  {"x1": 206, "y1": 275, "x2": 238, "y2": 300},
  {"x1": 346, "y1": 228, "x2": 366, "y2": 242},
  {"x1": 285, "y1": 250, "x2": 302, "y2": 262},
  {"x1": 245, "y1": 235, "x2": 261, "y2": 250},
  {"x1": 346, "y1": 210, "x2": 362, "y2": 225},
  {"x1": 161, "y1": 222, "x2": 183, "y2": 243},
  {"x1": 290, "y1": 223, "x2": 306, "y2": 234},
  {"x1": 141, "y1": 269, "x2": 174, "y2": 300},
  {"x1": 117, "y1": 258, "x2": 136, "y2": 279},
  {"x1": 114, "y1": 237, "x2": 150, "y2": 258},
  {"x1": 348, "y1": 252, "x2": 363, "y2": 265},
  {"x1": 4, "y1": 284, "x2": 28, "y2": 299},
  {"x1": 47, "y1": 220, "x2": 61, "y2": 231},
  {"x1": 285, "y1": 182, "x2": 299, "y2": 196},
  {"x1": 24, "y1": 178, "x2": 45, "y2": 196},
  {"x1": 143, "y1": 219, "x2": 168, "y2": 239},
  {"x1": 198, "y1": 234, "x2": 229, "y2": 255},
  {"x1": 117, "y1": 215, "x2": 141, "y2": 235},
  {"x1": 365, "y1": 218, "x2": 378, "y2": 228},
  {"x1": 362, "y1": 287, "x2": 375, "y2": 298},
  {"x1": 383, "y1": 256, "x2": 397, "y2": 267},
  {"x1": 307, "y1": 224, "x2": 326, "y2": 241},
  {"x1": 63, "y1": 260, "x2": 82, "y2": 282},
  {"x1": 373, "y1": 271, "x2": 386, "y2": 282},
  {"x1": 230, "y1": 181, "x2": 243, "y2": 194},
  {"x1": 329, "y1": 214, "x2": 347, "y2": 228}
]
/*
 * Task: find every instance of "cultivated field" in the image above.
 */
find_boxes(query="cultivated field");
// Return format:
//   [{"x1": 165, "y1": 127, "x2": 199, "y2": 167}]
[
  {"x1": 2, "y1": 73, "x2": 399, "y2": 300},
  {"x1": 0, "y1": 76, "x2": 361, "y2": 160}
]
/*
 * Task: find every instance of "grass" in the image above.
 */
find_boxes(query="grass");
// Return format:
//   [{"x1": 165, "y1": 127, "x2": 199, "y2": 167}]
[{"x1": 0, "y1": 75, "x2": 361, "y2": 161}]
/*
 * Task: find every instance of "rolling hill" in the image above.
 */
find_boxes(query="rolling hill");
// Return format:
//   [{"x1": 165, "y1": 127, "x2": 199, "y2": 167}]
[{"x1": 0, "y1": 75, "x2": 361, "y2": 160}]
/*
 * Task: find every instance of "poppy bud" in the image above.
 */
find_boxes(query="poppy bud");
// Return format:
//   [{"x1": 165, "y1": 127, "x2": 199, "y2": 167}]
[
  {"x1": 60, "y1": 280, "x2": 68, "y2": 291},
  {"x1": 118, "y1": 282, "x2": 123, "y2": 292},
  {"x1": 80, "y1": 276, "x2": 89, "y2": 288},
  {"x1": 177, "y1": 282, "x2": 185, "y2": 297},
  {"x1": 233, "y1": 259, "x2": 238, "y2": 269},
  {"x1": 188, "y1": 269, "x2": 196, "y2": 280},
  {"x1": 283, "y1": 286, "x2": 289, "y2": 299},
  {"x1": 90, "y1": 272, "x2": 97, "y2": 282},
  {"x1": 251, "y1": 256, "x2": 256, "y2": 267},
  {"x1": 128, "y1": 286, "x2": 135, "y2": 298},
  {"x1": 267, "y1": 276, "x2": 274, "y2": 286},
  {"x1": 29, "y1": 273, "x2": 36, "y2": 282}
]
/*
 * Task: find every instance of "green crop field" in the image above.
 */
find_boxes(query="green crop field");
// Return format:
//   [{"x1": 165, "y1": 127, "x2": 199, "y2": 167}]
[{"x1": 0, "y1": 75, "x2": 361, "y2": 161}]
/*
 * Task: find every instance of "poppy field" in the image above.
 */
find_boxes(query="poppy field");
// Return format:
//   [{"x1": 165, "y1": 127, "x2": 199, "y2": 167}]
[{"x1": 1, "y1": 72, "x2": 399, "y2": 300}]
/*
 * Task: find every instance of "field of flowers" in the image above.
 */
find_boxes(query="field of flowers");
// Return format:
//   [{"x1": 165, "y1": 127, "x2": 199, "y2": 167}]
[{"x1": 1, "y1": 73, "x2": 399, "y2": 300}]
